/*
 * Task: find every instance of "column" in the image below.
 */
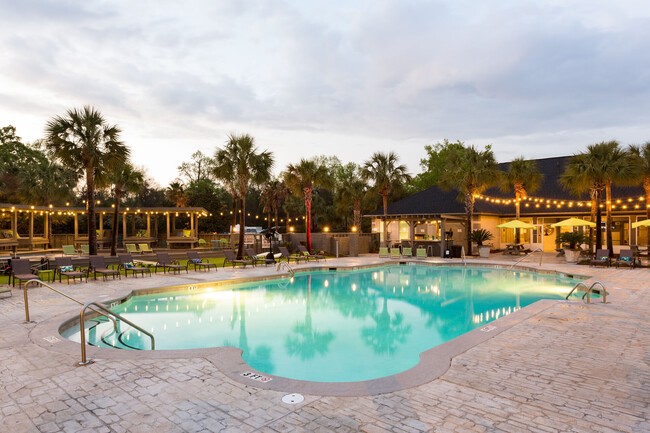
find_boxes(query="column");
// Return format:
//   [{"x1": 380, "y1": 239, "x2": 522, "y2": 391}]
[
  {"x1": 166, "y1": 213, "x2": 170, "y2": 240},
  {"x1": 146, "y1": 213, "x2": 151, "y2": 238},
  {"x1": 440, "y1": 218, "x2": 446, "y2": 258},
  {"x1": 29, "y1": 211, "x2": 34, "y2": 244},
  {"x1": 122, "y1": 212, "x2": 128, "y2": 240}
]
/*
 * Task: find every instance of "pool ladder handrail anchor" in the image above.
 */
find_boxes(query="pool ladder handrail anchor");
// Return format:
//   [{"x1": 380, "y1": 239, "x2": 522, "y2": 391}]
[
  {"x1": 566, "y1": 280, "x2": 607, "y2": 303},
  {"x1": 509, "y1": 248, "x2": 543, "y2": 270}
]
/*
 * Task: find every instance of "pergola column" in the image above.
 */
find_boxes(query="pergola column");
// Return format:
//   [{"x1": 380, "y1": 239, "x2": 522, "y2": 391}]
[
  {"x1": 409, "y1": 219, "x2": 415, "y2": 255},
  {"x1": 146, "y1": 213, "x2": 151, "y2": 237},
  {"x1": 29, "y1": 211, "x2": 34, "y2": 244},
  {"x1": 44, "y1": 212, "x2": 49, "y2": 246},
  {"x1": 99, "y1": 213, "x2": 103, "y2": 237},
  {"x1": 122, "y1": 212, "x2": 128, "y2": 239},
  {"x1": 166, "y1": 213, "x2": 171, "y2": 240},
  {"x1": 190, "y1": 212, "x2": 194, "y2": 235},
  {"x1": 74, "y1": 213, "x2": 79, "y2": 239}
]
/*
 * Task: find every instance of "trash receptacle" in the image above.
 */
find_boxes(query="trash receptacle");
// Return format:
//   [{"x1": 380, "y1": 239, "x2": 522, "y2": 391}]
[{"x1": 451, "y1": 245, "x2": 463, "y2": 258}]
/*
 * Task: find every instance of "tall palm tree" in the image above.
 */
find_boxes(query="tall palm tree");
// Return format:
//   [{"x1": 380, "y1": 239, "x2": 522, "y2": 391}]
[
  {"x1": 629, "y1": 142, "x2": 650, "y2": 249},
  {"x1": 215, "y1": 134, "x2": 273, "y2": 259},
  {"x1": 213, "y1": 153, "x2": 239, "y2": 233},
  {"x1": 166, "y1": 181, "x2": 187, "y2": 207},
  {"x1": 361, "y1": 152, "x2": 410, "y2": 247},
  {"x1": 560, "y1": 141, "x2": 637, "y2": 254},
  {"x1": 284, "y1": 159, "x2": 330, "y2": 252},
  {"x1": 500, "y1": 157, "x2": 543, "y2": 243},
  {"x1": 438, "y1": 144, "x2": 500, "y2": 254},
  {"x1": 336, "y1": 163, "x2": 367, "y2": 231},
  {"x1": 107, "y1": 163, "x2": 144, "y2": 256},
  {"x1": 261, "y1": 179, "x2": 289, "y2": 232},
  {"x1": 45, "y1": 106, "x2": 129, "y2": 255}
]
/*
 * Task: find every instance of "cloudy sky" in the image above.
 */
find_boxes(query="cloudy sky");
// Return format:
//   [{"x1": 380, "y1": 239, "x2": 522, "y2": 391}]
[{"x1": 1, "y1": 0, "x2": 649, "y2": 186}]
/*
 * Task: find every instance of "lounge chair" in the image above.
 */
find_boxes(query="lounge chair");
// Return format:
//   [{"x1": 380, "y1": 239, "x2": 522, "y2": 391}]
[
  {"x1": 126, "y1": 244, "x2": 139, "y2": 254},
  {"x1": 278, "y1": 246, "x2": 307, "y2": 263},
  {"x1": 53, "y1": 257, "x2": 87, "y2": 283},
  {"x1": 378, "y1": 247, "x2": 389, "y2": 258},
  {"x1": 118, "y1": 253, "x2": 152, "y2": 278},
  {"x1": 223, "y1": 249, "x2": 252, "y2": 268},
  {"x1": 390, "y1": 248, "x2": 401, "y2": 259},
  {"x1": 187, "y1": 251, "x2": 217, "y2": 272},
  {"x1": 80, "y1": 244, "x2": 90, "y2": 255},
  {"x1": 155, "y1": 253, "x2": 188, "y2": 274},
  {"x1": 0, "y1": 285, "x2": 10, "y2": 298},
  {"x1": 590, "y1": 249, "x2": 611, "y2": 267},
  {"x1": 245, "y1": 248, "x2": 274, "y2": 266},
  {"x1": 10, "y1": 259, "x2": 37, "y2": 287},
  {"x1": 88, "y1": 255, "x2": 121, "y2": 280},
  {"x1": 298, "y1": 245, "x2": 324, "y2": 261},
  {"x1": 416, "y1": 248, "x2": 427, "y2": 259},
  {"x1": 616, "y1": 249, "x2": 636, "y2": 268},
  {"x1": 62, "y1": 245, "x2": 78, "y2": 256},
  {"x1": 139, "y1": 243, "x2": 154, "y2": 254},
  {"x1": 401, "y1": 247, "x2": 413, "y2": 258}
]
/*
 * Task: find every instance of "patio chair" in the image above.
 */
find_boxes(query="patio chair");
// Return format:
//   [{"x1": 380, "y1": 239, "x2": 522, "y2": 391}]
[
  {"x1": 590, "y1": 249, "x2": 611, "y2": 267},
  {"x1": 88, "y1": 255, "x2": 121, "y2": 281},
  {"x1": 401, "y1": 247, "x2": 413, "y2": 258},
  {"x1": 186, "y1": 251, "x2": 217, "y2": 272},
  {"x1": 390, "y1": 248, "x2": 401, "y2": 259},
  {"x1": 222, "y1": 249, "x2": 252, "y2": 268},
  {"x1": 245, "y1": 248, "x2": 274, "y2": 266},
  {"x1": 118, "y1": 253, "x2": 152, "y2": 278},
  {"x1": 378, "y1": 247, "x2": 389, "y2": 258},
  {"x1": 125, "y1": 243, "x2": 139, "y2": 254},
  {"x1": 138, "y1": 244, "x2": 154, "y2": 254},
  {"x1": 80, "y1": 244, "x2": 90, "y2": 255},
  {"x1": 155, "y1": 253, "x2": 188, "y2": 274},
  {"x1": 616, "y1": 249, "x2": 636, "y2": 268},
  {"x1": 53, "y1": 257, "x2": 87, "y2": 283},
  {"x1": 10, "y1": 259, "x2": 37, "y2": 287},
  {"x1": 278, "y1": 246, "x2": 307, "y2": 263},
  {"x1": 416, "y1": 248, "x2": 427, "y2": 259},
  {"x1": 298, "y1": 245, "x2": 324, "y2": 261},
  {"x1": 0, "y1": 285, "x2": 10, "y2": 298},
  {"x1": 62, "y1": 245, "x2": 78, "y2": 256}
]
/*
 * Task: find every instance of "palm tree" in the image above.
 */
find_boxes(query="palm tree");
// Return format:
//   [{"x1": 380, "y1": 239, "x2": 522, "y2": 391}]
[
  {"x1": 260, "y1": 179, "x2": 289, "y2": 232},
  {"x1": 561, "y1": 141, "x2": 637, "y2": 255},
  {"x1": 107, "y1": 163, "x2": 144, "y2": 256},
  {"x1": 45, "y1": 106, "x2": 129, "y2": 255},
  {"x1": 212, "y1": 152, "x2": 238, "y2": 233},
  {"x1": 629, "y1": 142, "x2": 650, "y2": 249},
  {"x1": 361, "y1": 152, "x2": 410, "y2": 247},
  {"x1": 500, "y1": 157, "x2": 543, "y2": 243},
  {"x1": 215, "y1": 134, "x2": 273, "y2": 259},
  {"x1": 284, "y1": 159, "x2": 330, "y2": 252},
  {"x1": 166, "y1": 181, "x2": 187, "y2": 207},
  {"x1": 438, "y1": 144, "x2": 500, "y2": 254},
  {"x1": 336, "y1": 163, "x2": 367, "y2": 231}
]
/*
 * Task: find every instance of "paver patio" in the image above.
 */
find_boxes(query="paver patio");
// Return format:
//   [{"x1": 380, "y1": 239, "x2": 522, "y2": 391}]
[{"x1": 0, "y1": 254, "x2": 648, "y2": 432}]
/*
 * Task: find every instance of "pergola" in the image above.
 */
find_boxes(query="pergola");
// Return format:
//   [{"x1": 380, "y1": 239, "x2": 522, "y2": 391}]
[{"x1": 0, "y1": 204, "x2": 208, "y2": 250}]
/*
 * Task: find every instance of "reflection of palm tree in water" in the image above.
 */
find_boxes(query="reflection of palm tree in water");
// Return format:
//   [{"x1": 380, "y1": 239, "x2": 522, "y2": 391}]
[
  {"x1": 224, "y1": 291, "x2": 275, "y2": 373},
  {"x1": 362, "y1": 295, "x2": 411, "y2": 355},
  {"x1": 286, "y1": 275, "x2": 335, "y2": 360}
]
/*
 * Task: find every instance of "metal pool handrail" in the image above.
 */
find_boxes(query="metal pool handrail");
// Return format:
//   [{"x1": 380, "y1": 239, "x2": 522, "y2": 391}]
[
  {"x1": 276, "y1": 261, "x2": 295, "y2": 277},
  {"x1": 509, "y1": 248, "x2": 543, "y2": 270},
  {"x1": 78, "y1": 301, "x2": 155, "y2": 365},
  {"x1": 461, "y1": 246, "x2": 466, "y2": 266},
  {"x1": 566, "y1": 281, "x2": 606, "y2": 303}
]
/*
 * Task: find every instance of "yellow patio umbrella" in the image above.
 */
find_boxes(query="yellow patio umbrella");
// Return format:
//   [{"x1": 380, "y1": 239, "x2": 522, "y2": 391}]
[
  {"x1": 551, "y1": 217, "x2": 596, "y2": 228},
  {"x1": 497, "y1": 220, "x2": 535, "y2": 229},
  {"x1": 632, "y1": 219, "x2": 650, "y2": 228}
]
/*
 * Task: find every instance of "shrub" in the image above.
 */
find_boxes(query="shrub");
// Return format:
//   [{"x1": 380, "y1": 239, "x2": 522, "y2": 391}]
[
  {"x1": 557, "y1": 231, "x2": 586, "y2": 250},
  {"x1": 470, "y1": 228, "x2": 494, "y2": 246}
]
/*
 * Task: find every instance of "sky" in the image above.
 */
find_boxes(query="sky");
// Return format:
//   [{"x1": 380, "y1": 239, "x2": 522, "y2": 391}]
[{"x1": 1, "y1": 0, "x2": 650, "y2": 186}]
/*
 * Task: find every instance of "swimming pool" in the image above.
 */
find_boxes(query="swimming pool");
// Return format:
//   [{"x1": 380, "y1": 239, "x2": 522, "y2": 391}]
[{"x1": 62, "y1": 265, "x2": 581, "y2": 382}]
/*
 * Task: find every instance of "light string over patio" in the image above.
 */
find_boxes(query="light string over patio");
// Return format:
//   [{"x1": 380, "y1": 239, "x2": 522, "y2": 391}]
[{"x1": 473, "y1": 194, "x2": 649, "y2": 210}]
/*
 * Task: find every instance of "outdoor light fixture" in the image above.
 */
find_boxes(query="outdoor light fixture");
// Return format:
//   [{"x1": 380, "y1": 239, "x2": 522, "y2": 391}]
[
  {"x1": 289, "y1": 226, "x2": 294, "y2": 232},
  {"x1": 324, "y1": 227, "x2": 329, "y2": 232},
  {"x1": 351, "y1": 226, "x2": 358, "y2": 232}
]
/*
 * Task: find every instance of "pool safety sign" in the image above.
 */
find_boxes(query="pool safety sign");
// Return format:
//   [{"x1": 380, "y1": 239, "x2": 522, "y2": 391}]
[{"x1": 241, "y1": 372, "x2": 272, "y2": 383}]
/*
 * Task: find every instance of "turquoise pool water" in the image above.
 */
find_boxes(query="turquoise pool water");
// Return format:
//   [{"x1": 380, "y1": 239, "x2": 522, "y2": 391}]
[{"x1": 63, "y1": 265, "x2": 581, "y2": 382}]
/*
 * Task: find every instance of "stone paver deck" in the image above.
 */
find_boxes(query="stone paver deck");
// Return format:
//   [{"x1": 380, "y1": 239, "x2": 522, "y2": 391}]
[{"x1": 0, "y1": 254, "x2": 648, "y2": 432}]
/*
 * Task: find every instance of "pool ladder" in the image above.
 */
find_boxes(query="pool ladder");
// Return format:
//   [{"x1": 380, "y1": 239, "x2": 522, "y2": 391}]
[
  {"x1": 509, "y1": 248, "x2": 543, "y2": 270},
  {"x1": 276, "y1": 261, "x2": 295, "y2": 277},
  {"x1": 22, "y1": 279, "x2": 154, "y2": 365},
  {"x1": 566, "y1": 281, "x2": 606, "y2": 303}
]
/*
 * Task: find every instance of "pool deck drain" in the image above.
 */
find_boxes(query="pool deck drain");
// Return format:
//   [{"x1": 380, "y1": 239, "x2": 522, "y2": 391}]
[{"x1": 1, "y1": 254, "x2": 648, "y2": 432}]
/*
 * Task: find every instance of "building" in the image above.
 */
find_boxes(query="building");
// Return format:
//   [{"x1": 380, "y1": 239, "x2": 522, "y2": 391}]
[{"x1": 366, "y1": 156, "x2": 648, "y2": 255}]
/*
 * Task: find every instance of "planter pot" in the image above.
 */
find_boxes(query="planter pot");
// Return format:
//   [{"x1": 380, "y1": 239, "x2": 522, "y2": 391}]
[
  {"x1": 479, "y1": 245, "x2": 491, "y2": 258},
  {"x1": 564, "y1": 249, "x2": 580, "y2": 263}
]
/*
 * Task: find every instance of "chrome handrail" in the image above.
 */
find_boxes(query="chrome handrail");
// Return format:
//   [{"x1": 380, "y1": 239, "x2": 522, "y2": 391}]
[
  {"x1": 22, "y1": 279, "x2": 115, "y2": 329},
  {"x1": 566, "y1": 280, "x2": 606, "y2": 303},
  {"x1": 509, "y1": 248, "x2": 543, "y2": 270},
  {"x1": 79, "y1": 301, "x2": 155, "y2": 365},
  {"x1": 276, "y1": 261, "x2": 295, "y2": 277}
]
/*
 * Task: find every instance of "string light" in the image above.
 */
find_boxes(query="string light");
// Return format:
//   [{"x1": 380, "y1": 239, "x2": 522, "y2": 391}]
[{"x1": 474, "y1": 193, "x2": 648, "y2": 209}]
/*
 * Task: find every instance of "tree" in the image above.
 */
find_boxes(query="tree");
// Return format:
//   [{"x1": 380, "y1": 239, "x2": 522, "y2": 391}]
[
  {"x1": 284, "y1": 159, "x2": 331, "y2": 252},
  {"x1": 166, "y1": 181, "x2": 187, "y2": 207},
  {"x1": 215, "y1": 134, "x2": 273, "y2": 259},
  {"x1": 177, "y1": 150, "x2": 213, "y2": 184},
  {"x1": 335, "y1": 163, "x2": 367, "y2": 231},
  {"x1": 408, "y1": 139, "x2": 466, "y2": 193},
  {"x1": 260, "y1": 179, "x2": 290, "y2": 232},
  {"x1": 45, "y1": 106, "x2": 129, "y2": 255},
  {"x1": 438, "y1": 144, "x2": 500, "y2": 254},
  {"x1": 361, "y1": 152, "x2": 411, "y2": 247},
  {"x1": 107, "y1": 163, "x2": 144, "y2": 256},
  {"x1": 629, "y1": 142, "x2": 650, "y2": 249},
  {"x1": 213, "y1": 148, "x2": 239, "y2": 233},
  {"x1": 500, "y1": 157, "x2": 543, "y2": 243}
]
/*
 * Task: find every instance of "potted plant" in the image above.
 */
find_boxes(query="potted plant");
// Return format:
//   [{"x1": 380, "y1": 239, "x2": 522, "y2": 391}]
[
  {"x1": 557, "y1": 231, "x2": 586, "y2": 263},
  {"x1": 470, "y1": 229, "x2": 494, "y2": 258}
]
